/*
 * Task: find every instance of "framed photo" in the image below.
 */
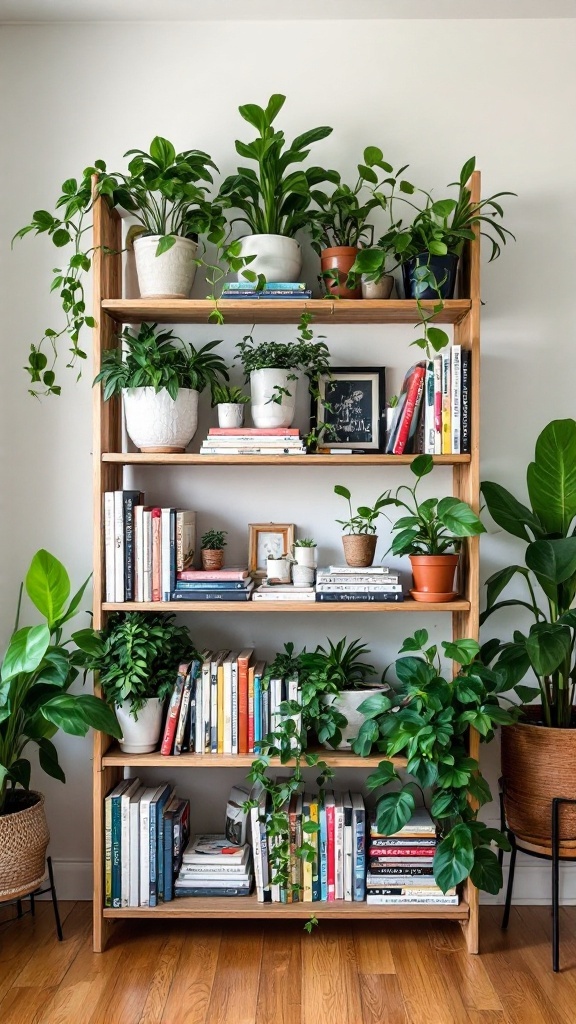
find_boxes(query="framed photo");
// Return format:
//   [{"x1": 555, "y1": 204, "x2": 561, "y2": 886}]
[
  {"x1": 248, "y1": 523, "x2": 295, "y2": 577},
  {"x1": 311, "y1": 366, "x2": 386, "y2": 452}
]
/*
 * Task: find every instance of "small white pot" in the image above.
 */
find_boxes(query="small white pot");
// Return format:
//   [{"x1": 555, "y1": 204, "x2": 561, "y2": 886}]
[
  {"x1": 321, "y1": 688, "x2": 388, "y2": 749},
  {"x1": 123, "y1": 387, "x2": 199, "y2": 452},
  {"x1": 293, "y1": 546, "x2": 317, "y2": 568},
  {"x1": 116, "y1": 698, "x2": 165, "y2": 754},
  {"x1": 266, "y1": 557, "x2": 292, "y2": 582},
  {"x1": 133, "y1": 234, "x2": 198, "y2": 298},
  {"x1": 292, "y1": 564, "x2": 315, "y2": 587},
  {"x1": 250, "y1": 369, "x2": 297, "y2": 429},
  {"x1": 361, "y1": 275, "x2": 394, "y2": 299},
  {"x1": 236, "y1": 234, "x2": 302, "y2": 283},
  {"x1": 217, "y1": 403, "x2": 245, "y2": 429}
]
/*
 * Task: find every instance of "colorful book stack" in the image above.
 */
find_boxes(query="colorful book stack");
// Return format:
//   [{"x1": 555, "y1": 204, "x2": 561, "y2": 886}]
[
  {"x1": 103, "y1": 491, "x2": 196, "y2": 603},
  {"x1": 104, "y1": 778, "x2": 190, "y2": 908},
  {"x1": 200, "y1": 427, "x2": 306, "y2": 456},
  {"x1": 249, "y1": 785, "x2": 366, "y2": 903},
  {"x1": 171, "y1": 566, "x2": 254, "y2": 603},
  {"x1": 220, "y1": 281, "x2": 312, "y2": 299},
  {"x1": 367, "y1": 808, "x2": 458, "y2": 905},
  {"x1": 315, "y1": 565, "x2": 404, "y2": 603},
  {"x1": 252, "y1": 582, "x2": 315, "y2": 603},
  {"x1": 175, "y1": 834, "x2": 253, "y2": 897},
  {"x1": 387, "y1": 346, "x2": 471, "y2": 455}
]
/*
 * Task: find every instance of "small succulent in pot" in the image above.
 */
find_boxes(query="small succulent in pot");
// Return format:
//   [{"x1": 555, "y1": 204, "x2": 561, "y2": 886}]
[
  {"x1": 211, "y1": 383, "x2": 250, "y2": 429},
  {"x1": 201, "y1": 529, "x2": 228, "y2": 570}
]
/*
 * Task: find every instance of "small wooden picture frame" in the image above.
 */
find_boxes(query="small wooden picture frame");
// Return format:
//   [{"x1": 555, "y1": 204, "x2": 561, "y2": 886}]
[
  {"x1": 311, "y1": 366, "x2": 387, "y2": 452},
  {"x1": 248, "y1": 523, "x2": 295, "y2": 577}
]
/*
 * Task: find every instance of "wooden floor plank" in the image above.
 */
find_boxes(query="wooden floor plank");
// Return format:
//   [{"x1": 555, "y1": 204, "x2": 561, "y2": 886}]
[
  {"x1": 255, "y1": 925, "x2": 301, "y2": 1024},
  {"x1": 352, "y1": 921, "x2": 396, "y2": 974},
  {"x1": 157, "y1": 923, "x2": 221, "y2": 1024},
  {"x1": 301, "y1": 923, "x2": 363, "y2": 1024},
  {"x1": 358, "y1": 974, "x2": 407, "y2": 1024},
  {"x1": 0, "y1": 984, "x2": 58, "y2": 1024},
  {"x1": 427, "y1": 920, "x2": 503, "y2": 1014},
  {"x1": 137, "y1": 929, "x2": 187, "y2": 1024},
  {"x1": 84, "y1": 922, "x2": 170, "y2": 1024},
  {"x1": 0, "y1": 901, "x2": 76, "y2": 1003},
  {"x1": 390, "y1": 921, "x2": 471, "y2": 1024},
  {"x1": 11, "y1": 901, "x2": 91, "y2": 990},
  {"x1": 39, "y1": 922, "x2": 124, "y2": 1024},
  {"x1": 205, "y1": 922, "x2": 263, "y2": 1024}
]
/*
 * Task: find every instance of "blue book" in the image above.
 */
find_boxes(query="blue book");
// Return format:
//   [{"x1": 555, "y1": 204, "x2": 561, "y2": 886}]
[
  {"x1": 319, "y1": 792, "x2": 328, "y2": 902},
  {"x1": 110, "y1": 779, "x2": 130, "y2": 908},
  {"x1": 163, "y1": 801, "x2": 177, "y2": 902},
  {"x1": 150, "y1": 783, "x2": 172, "y2": 907},
  {"x1": 352, "y1": 793, "x2": 366, "y2": 902},
  {"x1": 168, "y1": 588, "x2": 253, "y2": 602},
  {"x1": 169, "y1": 509, "x2": 177, "y2": 596},
  {"x1": 174, "y1": 580, "x2": 251, "y2": 591},
  {"x1": 221, "y1": 291, "x2": 312, "y2": 299},
  {"x1": 254, "y1": 671, "x2": 262, "y2": 748},
  {"x1": 224, "y1": 281, "x2": 308, "y2": 291}
]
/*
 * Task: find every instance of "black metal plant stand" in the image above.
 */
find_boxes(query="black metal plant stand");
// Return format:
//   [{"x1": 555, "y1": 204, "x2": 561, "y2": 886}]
[
  {"x1": 499, "y1": 791, "x2": 576, "y2": 972},
  {"x1": 0, "y1": 856, "x2": 62, "y2": 941}
]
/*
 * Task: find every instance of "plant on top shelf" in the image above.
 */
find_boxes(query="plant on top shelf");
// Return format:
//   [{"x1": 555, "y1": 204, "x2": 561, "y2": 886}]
[
  {"x1": 299, "y1": 638, "x2": 386, "y2": 749},
  {"x1": 350, "y1": 629, "x2": 518, "y2": 896},
  {"x1": 200, "y1": 529, "x2": 228, "y2": 571},
  {"x1": 211, "y1": 383, "x2": 250, "y2": 430},
  {"x1": 334, "y1": 484, "x2": 388, "y2": 568},
  {"x1": 94, "y1": 322, "x2": 228, "y2": 453}
]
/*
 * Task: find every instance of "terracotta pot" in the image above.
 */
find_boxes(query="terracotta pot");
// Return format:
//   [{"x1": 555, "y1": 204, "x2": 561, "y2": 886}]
[
  {"x1": 201, "y1": 549, "x2": 224, "y2": 570},
  {"x1": 409, "y1": 554, "x2": 459, "y2": 601},
  {"x1": 502, "y1": 710, "x2": 576, "y2": 855},
  {"x1": 320, "y1": 246, "x2": 361, "y2": 299},
  {"x1": 342, "y1": 534, "x2": 377, "y2": 568},
  {"x1": 0, "y1": 791, "x2": 49, "y2": 900}
]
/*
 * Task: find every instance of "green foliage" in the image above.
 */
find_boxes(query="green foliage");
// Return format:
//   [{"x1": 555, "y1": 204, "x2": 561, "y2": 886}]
[
  {"x1": 201, "y1": 530, "x2": 227, "y2": 550},
  {"x1": 236, "y1": 312, "x2": 331, "y2": 406},
  {"x1": 351, "y1": 629, "x2": 516, "y2": 894},
  {"x1": 294, "y1": 538, "x2": 317, "y2": 548},
  {"x1": 211, "y1": 383, "x2": 250, "y2": 406},
  {"x1": 93, "y1": 323, "x2": 229, "y2": 401},
  {"x1": 299, "y1": 637, "x2": 377, "y2": 693},
  {"x1": 481, "y1": 418, "x2": 576, "y2": 728},
  {"x1": 333, "y1": 484, "x2": 388, "y2": 536},
  {"x1": 0, "y1": 550, "x2": 120, "y2": 814},
  {"x1": 86, "y1": 613, "x2": 198, "y2": 718}
]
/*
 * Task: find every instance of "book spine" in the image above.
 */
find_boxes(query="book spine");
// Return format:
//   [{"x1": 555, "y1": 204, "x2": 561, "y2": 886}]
[
  {"x1": 201, "y1": 659, "x2": 211, "y2": 753},
  {"x1": 354, "y1": 804, "x2": 366, "y2": 902},
  {"x1": 366, "y1": 895, "x2": 459, "y2": 905},
  {"x1": 174, "y1": 887, "x2": 252, "y2": 897},
  {"x1": 111, "y1": 793, "x2": 122, "y2": 908},
  {"x1": 371, "y1": 837, "x2": 437, "y2": 847},
  {"x1": 433, "y1": 355, "x2": 443, "y2": 454},
  {"x1": 238, "y1": 656, "x2": 249, "y2": 755},
  {"x1": 123, "y1": 492, "x2": 139, "y2": 602},
  {"x1": 393, "y1": 366, "x2": 426, "y2": 455},
  {"x1": 369, "y1": 847, "x2": 436, "y2": 857},
  {"x1": 250, "y1": 803, "x2": 265, "y2": 902},
  {"x1": 151, "y1": 508, "x2": 161, "y2": 602},
  {"x1": 310, "y1": 797, "x2": 320, "y2": 902},
  {"x1": 261, "y1": 686, "x2": 269, "y2": 742},
  {"x1": 167, "y1": 589, "x2": 253, "y2": 602},
  {"x1": 231, "y1": 659, "x2": 239, "y2": 756},
  {"x1": 210, "y1": 661, "x2": 219, "y2": 753},
  {"x1": 317, "y1": 575, "x2": 399, "y2": 585},
  {"x1": 335, "y1": 801, "x2": 344, "y2": 900},
  {"x1": 319, "y1": 800, "x2": 328, "y2": 901},
  {"x1": 451, "y1": 344, "x2": 461, "y2": 454},
  {"x1": 223, "y1": 283, "x2": 307, "y2": 291},
  {"x1": 174, "y1": 580, "x2": 249, "y2": 591},
  {"x1": 461, "y1": 348, "x2": 471, "y2": 454},
  {"x1": 315, "y1": 592, "x2": 403, "y2": 603},
  {"x1": 254, "y1": 673, "x2": 261, "y2": 749},
  {"x1": 326, "y1": 802, "x2": 335, "y2": 902},
  {"x1": 163, "y1": 812, "x2": 174, "y2": 902},
  {"x1": 104, "y1": 795, "x2": 112, "y2": 908},
  {"x1": 247, "y1": 667, "x2": 255, "y2": 754},
  {"x1": 424, "y1": 361, "x2": 436, "y2": 455},
  {"x1": 344, "y1": 813, "x2": 353, "y2": 902},
  {"x1": 134, "y1": 504, "x2": 144, "y2": 603},
  {"x1": 223, "y1": 659, "x2": 233, "y2": 755},
  {"x1": 316, "y1": 584, "x2": 402, "y2": 593},
  {"x1": 149, "y1": 798, "x2": 158, "y2": 907},
  {"x1": 441, "y1": 351, "x2": 451, "y2": 455},
  {"x1": 288, "y1": 801, "x2": 299, "y2": 904},
  {"x1": 142, "y1": 510, "x2": 152, "y2": 603},
  {"x1": 174, "y1": 667, "x2": 193, "y2": 756},
  {"x1": 113, "y1": 491, "x2": 124, "y2": 603},
  {"x1": 302, "y1": 795, "x2": 312, "y2": 902},
  {"x1": 368, "y1": 865, "x2": 434, "y2": 876},
  {"x1": 120, "y1": 792, "x2": 131, "y2": 907},
  {"x1": 160, "y1": 667, "x2": 186, "y2": 756},
  {"x1": 129, "y1": 798, "x2": 140, "y2": 907},
  {"x1": 268, "y1": 825, "x2": 281, "y2": 903},
  {"x1": 217, "y1": 662, "x2": 225, "y2": 754},
  {"x1": 104, "y1": 493, "x2": 115, "y2": 603},
  {"x1": 161, "y1": 508, "x2": 172, "y2": 601}
]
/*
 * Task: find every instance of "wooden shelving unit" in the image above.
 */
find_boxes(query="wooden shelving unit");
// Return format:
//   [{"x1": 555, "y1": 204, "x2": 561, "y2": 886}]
[{"x1": 92, "y1": 174, "x2": 482, "y2": 954}]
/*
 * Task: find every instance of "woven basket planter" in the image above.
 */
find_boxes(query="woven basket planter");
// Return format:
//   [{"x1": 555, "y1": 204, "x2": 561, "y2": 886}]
[
  {"x1": 342, "y1": 534, "x2": 377, "y2": 568},
  {"x1": 0, "y1": 791, "x2": 49, "y2": 901}
]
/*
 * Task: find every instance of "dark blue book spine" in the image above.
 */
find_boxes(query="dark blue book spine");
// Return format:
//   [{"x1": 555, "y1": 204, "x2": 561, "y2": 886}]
[
  {"x1": 168, "y1": 589, "x2": 253, "y2": 602},
  {"x1": 354, "y1": 807, "x2": 366, "y2": 902},
  {"x1": 174, "y1": 886, "x2": 252, "y2": 897},
  {"x1": 149, "y1": 797, "x2": 158, "y2": 907},
  {"x1": 111, "y1": 794, "x2": 122, "y2": 908},
  {"x1": 123, "y1": 491, "x2": 141, "y2": 602},
  {"x1": 163, "y1": 812, "x2": 174, "y2": 902},
  {"x1": 461, "y1": 349, "x2": 471, "y2": 454}
]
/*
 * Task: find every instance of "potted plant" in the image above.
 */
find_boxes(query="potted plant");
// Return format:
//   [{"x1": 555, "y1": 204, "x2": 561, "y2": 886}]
[
  {"x1": 211, "y1": 383, "x2": 250, "y2": 429},
  {"x1": 0, "y1": 550, "x2": 120, "y2": 899},
  {"x1": 201, "y1": 530, "x2": 228, "y2": 570},
  {"x1": 217, "y1": 94, "x2": 337, "y2": 284},
  {"x1": 236, "y1": 313, "x2": 330, "y2": 429},
  {"x1": 333, "y1": 484, "x2": 388, "y2": 568},
  {"x1": 291, "y1": 539, "x2": 317, "y2": 587},
  {"x1": 94, "y1": 322, "x2": 229, "y2": 453},
  {"x1": 380, "y1": 454, "x2": 485, "y2": 601},
  {"x1": 13, "y1": 136, "x2": 222, "y2": 396},
  {"x1": 481, "y1": 418, "x2": 576, "y2": 853},
  {"x1": 351, "y1": 630, "x2": 516, "y2": 897},
  {"x1": 266, "y1": 552, "x2": 292, "y2": 583},
  {"x1": 88, "y1": 612, "x2": 197, "y2": 754},
  {"x1": 301, "y1": 638, "x2": 385, "y2": 749}
]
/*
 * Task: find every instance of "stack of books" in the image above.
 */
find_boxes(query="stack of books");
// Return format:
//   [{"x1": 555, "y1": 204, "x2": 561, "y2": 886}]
[
  {"x1": 104, "y1": 778, "x2": 190, "y2": 908},
  {"x1": 252, "y1": 582, "x2": 316, "y2": 603},
  {"x1": 200, "y1": 427, "x2": 306, "y2": 456},
  {"x1": 220, "y1": 281, "x2": 312, "y2": 300},
  {"x1": 171, "y1": 566, "x2": 254, "y2": 603},
  {"x1": 175, "y1": 835, "x2": 253, "y2": 897},
  {"x1": 367, "y1": 809, "x2": 458, "y2": 905},
  {"x1": 315, "y1": 565, "x2": 404, "y2": 603},
  {"x1": 387, "y1": 346, "x2": 471, "y2": 455}
]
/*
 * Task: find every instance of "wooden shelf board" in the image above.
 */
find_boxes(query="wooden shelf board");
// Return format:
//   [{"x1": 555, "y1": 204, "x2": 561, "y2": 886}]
[
  {"x1": 102, "y1": 298, "x2": 471, "y2": 326},
  {"x1": 103, "y1": 895, "x2": 469, "y2": 920},
  {"x1": 102, "y1": 599, "x2": 470, "y2": 613},
  {"x1": 103, "y1": 452, "x2": 471, "y2": 466},
  {"x1": 101, "y1": 746, "x2": 408, "y2": 769}
]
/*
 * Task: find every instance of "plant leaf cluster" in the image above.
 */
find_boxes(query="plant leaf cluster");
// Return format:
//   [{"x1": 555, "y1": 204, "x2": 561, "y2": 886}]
[
  {"x1": 334, "y1": 484, "x2": 388, "y2": 536},
  {"x1": 211, "y1": 383, "x2": 250, "y2": 406},
  {"x1": 236, "y1": 312, "x2": 331, "y2": 406},
  {"x1": 299, "y1": 637, "x2": 377, "y2": 693},
  {"x1": 201, "y1": 530, "x2": 227, "y2": 550}
]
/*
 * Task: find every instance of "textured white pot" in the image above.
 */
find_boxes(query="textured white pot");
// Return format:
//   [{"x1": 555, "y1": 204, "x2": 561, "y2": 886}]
[
  {"x1": 361, "y1": 275, "x2": 394, "y2": 299},
  {"x1": 217, "y1": 403, "x2": 245, "y2": 428},
  {"x1": 116, "y1": 698, "x2": 165, "y2": 754},
  {"x1": 267, "y1": 557, "x2": 291, "y2": 582},
  {"x1": 123, "y1": 387, "x2": 199, "y2": 452},
  {"x1": 322, "y1": 688, "x2": 388, "y2": 749},
  {"x1": 292, "y1": 564, "x2": 315, "y2": 587},
  {"x1": 294, "y1": 547, "x2": 317, "y2": 568},
  {"x1": 250, "y1": 369, "x2": 297, "y2": 428},
  {"x1": 237, "y1": 234, "x2": 302, "y2": 283},
  {"x1": 133, "y1": 234, "x2": 198, "y2": 298}
]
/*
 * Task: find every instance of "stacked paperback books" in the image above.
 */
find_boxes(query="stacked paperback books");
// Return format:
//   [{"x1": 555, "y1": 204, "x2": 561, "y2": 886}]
[
  {"x1": 315, "y1": 565, "x2": 403, "y2": 603},
  {"x1": 104, "y1": 778, "x2": 190, "y2": 908},
  {"x1": 252, "y1": 582, "x2": 316, "y2": 603},
  {"x1": 200, "y1": 427, "x2": 306, "y2": 456},
  {"x1": 220, "y1": 281, "x2": 312, "y2": 300},
  {"x1": 175, "y1": 834, "x2": 253, "y2": 898},
  {"x1": 367, "y1": 808, "x2": 458, "y2": 905},
  {"x1": 387, "y1": 346, "x2": 471, "y2": 455},
  {"x1": 171, "y1": 566, "x2": 254, "y2": 603}
]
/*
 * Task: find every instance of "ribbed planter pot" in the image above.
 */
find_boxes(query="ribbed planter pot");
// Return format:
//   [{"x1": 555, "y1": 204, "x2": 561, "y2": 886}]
[
  {"x1": 0, "y1": 791, "x2": 49, "y2": 900},
  {"x1": 116, "y1": 698, "x2": 165, "y2": 755},
  {"x1": 410, "y1": 554, "x2": 459, "y2": 602},
  {"x1": 361, "y1": 275, "x2": 394, "y2": 299},
  {"x1": 501, "y1": 711, "x2": 576, "y2": 855},
  {"x1": 292, "y1": 564, "x2": 315, "y2": 587},
  {"x1": 122, "y1": 387, "x2": 199, "y2": 453},
  {"x1": 236, "y1": 234, "x2": 302, "y2": 282},
  {"x1": 293, "y1": 547, "x2": 317, "y2": 568},
  {"x1": 267, "y1": 557, "x2": 291, "y2": 582},
  {"x1": 217, "y1": 404, "x2": 245, "y2": 429},
  {"x1": 342, "y1": 534, "x2": 377, "y2": 568},
  {"x1": 321, "y1": 688, "x2": 388, "y2": 749},
  {"x1": 202, "y1": 549, "x2": 225, "y2": 571},
  {"x1": 250, "y1": 369, "x2": 297, "y2": 429},
  {"x1": 321, "y1": 246, "x2": 361, "y2": 299},
  {"x1": 133, "y1": 234, "x2": 198, "y2": 298},
  {"x1": 402, "y1": 253, "x2": 459, "y2": 300}
]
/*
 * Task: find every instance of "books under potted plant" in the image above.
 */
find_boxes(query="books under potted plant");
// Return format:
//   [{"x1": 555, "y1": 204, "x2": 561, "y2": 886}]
[
  {"x1": 0, "y1": 550, "x2": 120, "y2": 899},
  {"x1": 201, "y1": 530, "x2": 228, "y2": 571},
  {"x1": 94, "y1": 322, "x2": 229, "y2": 453},
  {"x1": 334, "y1": 484, "x2": 388, "y2": 568},
  {"x1": 211, "y1": 383, "x2": 250, "y2": 429},
  {"x1": 301, "y1": 638, "x2": 386, "y2": 749}
]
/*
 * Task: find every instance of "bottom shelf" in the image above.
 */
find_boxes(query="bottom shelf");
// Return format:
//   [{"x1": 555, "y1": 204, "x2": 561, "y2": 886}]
[{"x1": 103, "y1": 895, "x2": 469, "y2": 921}]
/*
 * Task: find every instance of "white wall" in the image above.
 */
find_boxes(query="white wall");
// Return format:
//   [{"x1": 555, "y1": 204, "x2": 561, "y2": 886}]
[{"x1": 1, "y1": 17, "x2": 575, "y2": 901}]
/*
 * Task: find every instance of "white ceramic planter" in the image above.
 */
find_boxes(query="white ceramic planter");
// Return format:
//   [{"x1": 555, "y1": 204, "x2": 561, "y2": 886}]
[
  {"x1": 250, "y1": 369, "x2": 297, "y2": 428},
  {"x1": 133, "y1": 234, "x2": 198, "y2": 298},
  {"x1": 266, "y1": 557, "x2": 292, "y2": 582},
  {"x1": 293, "y1": 546, "x2": 317, "y2": 568},
  {"x1": 116, "y1": 698, "x2": 165, "y2": 754},
  {"x1": 361, "y1": 275, "x2": 394, "y2": 299},
  {"x1": 236, "y1": 234, "x2": 302, "y2": 283},
  {"x1": 123, "y1": 387, "x2": 199, "y2": 453},
  {"x1": 217, "y1": 403, "x2": 245, "y2": 429},
  {"x1": 292, "y1": 564, "x2": 315, "y2": 587},
  {"x1": 321, "y1": 688, "x2": 388, "y2": 749}
]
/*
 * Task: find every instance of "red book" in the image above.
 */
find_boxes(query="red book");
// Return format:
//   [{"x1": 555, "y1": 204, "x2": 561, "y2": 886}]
[
  {"x1": 177, "y1": 567, "x2": 249, "y2": 582},
  {"x1": 325, "y1": 792, "x2": 336, "y2": 901},
  {"x1": 209, "y1": 428, "x2": 299, "y2": 436},
  {"x1": 393, "y1": 365, "x2": 426, "y2": 454},
  {"x1": 160, "y1": 664, "x2": 189, "y2": 755},
  {"x1": 369, "y1": 846, "x2": 436, "y2": 857},
  {"x1": 151, "y1": 508, "x2": 162, "y2": 602},
  {"x1": 237, "y1": 648, "x2": 254, "y2": 755}
]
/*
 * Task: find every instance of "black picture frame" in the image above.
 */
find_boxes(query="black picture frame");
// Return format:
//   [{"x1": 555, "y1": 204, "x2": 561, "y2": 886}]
[{"x1": 311, "y1": 367, "x2": 386, "y2": 452}]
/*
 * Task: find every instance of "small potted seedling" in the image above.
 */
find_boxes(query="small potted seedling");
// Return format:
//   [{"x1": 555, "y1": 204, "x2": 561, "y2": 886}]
[
  {"x1": 334, "y1": 485, "x2": 387, "y2": 567},
  {"x1": 292, "y1": 538, "x2": 317, "y2": 586},
  {"x1": 201, "y1": 529, "x2": 228, "y2": 570},
  {"x1": 211, "y1": 383, "x2": 250, "y2": 429}
]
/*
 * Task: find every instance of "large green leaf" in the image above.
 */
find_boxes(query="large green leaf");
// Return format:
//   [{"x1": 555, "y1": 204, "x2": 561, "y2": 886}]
[
  {"x1": 25, "y1": 549, "x2": 70, "y2": 629},
  {"x1": 1, "y1": 625, "x2": 51, "y2": 683},
  {"x1": 437, "y1": 497, "x2": 486, "y2": 537},
  {"x1": 37, "y1": 738, "x2": 66, "y2": 783},
  {"x1": 365, "y1": 760, "x2": 399, "y2": 792},
  {"x1": 526, "y1": 538, "x2": 576, "y2": 586},
  {"x1": 527, "y1": 419, "x2": 576, "y2": 536},
  {"x1": 41, "y1": 694, "x2": 122, "y2": 738},
  {"x1": 375, "y1": 789, "x2": 416, "y2": 835},
  {"x1": 469, "y1": 846, "x2": 503, "y2": 895},
  {"x1": 485, "y1": 565, "x2": 530, "y2": 609},
  {"x1": 433, "y1": 823, "x2": 474, "y2": 891},
  {"x1": 480, "y1": 482, "x2": 543, "y2": 542},
  {"x1": 8, "y1": 758, "x2": 31, "y2": 789},
  {"x1": 525, "y1": 622, "x2": 571, "y2": 676}
]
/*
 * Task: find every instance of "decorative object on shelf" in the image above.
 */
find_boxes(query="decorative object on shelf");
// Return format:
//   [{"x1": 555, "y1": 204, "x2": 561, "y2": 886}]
[
  {"x1": 211, "y1": 384, "x2": 250, "y2": 429},
  {"x1": 94, "y1": 322, "x2": 228, "y2": 453},
  {"x1": 312, "y1": 366, "x2": 386, "y2": 452},
  {"x1": 334, "y1": 484, "x2": 387, "y2": 568},
  {"x1": 361, "y1": 274, "x2": 394, "y2": 299},
  {"x1": 200, "y1": 427, "x2": 305, "y2": 457},
  {"x1": 320, "y1": 247, "x2": 362, "y2": 300},
  {"x1": 133, "y1": 233, "x2": 199, "y2": 300},
  {"x1": 352, "y1": 630, "x2": 517, "y2": 896},
  {"x1": 266, "y1": 554, "x2": 292, "y2": 583},
  {"x1": 201, "y1": 530, "x2": 228, "y2": 571},
  {"x1": 0, "y1": 550, "x2": 120, "y2": 898},
  {"x1": 292, "y1": 539, "x2": 317, "y2": 586},
  {"x1": 315, "y1": 564, "x2": 403, "y2": 605},
  {"x1": 217, "y1": 94, "x2": 336, "y2": 283},
  {"x1": 301, "y1": 637, "x2": 383, "y2": 750},
  {"x1": 481, "y1": 418, "x2": 576, "y2": 854},
  {"x1": 248, "y1": 522, "x2": 295, "y2": 578}
]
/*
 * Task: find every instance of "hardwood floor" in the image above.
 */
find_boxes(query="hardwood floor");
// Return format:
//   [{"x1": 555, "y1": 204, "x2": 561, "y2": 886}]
[{"x1": 1, "y1": 903, "x2": 576, "y2": 1023}]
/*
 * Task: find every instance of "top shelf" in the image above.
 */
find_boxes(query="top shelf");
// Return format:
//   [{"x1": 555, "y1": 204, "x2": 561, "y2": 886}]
[{"x1": 101, "y1": 298, "x2": 472, "y2": 326}]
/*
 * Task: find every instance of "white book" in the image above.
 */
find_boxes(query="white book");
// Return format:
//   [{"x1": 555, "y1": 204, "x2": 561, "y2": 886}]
[
  {"x1": 424, "y1": 361, "x2": 436, "y2": 456},
  {"x1": 343, "y1": 791, "x2": 353, "y2": 902},
  {"x1": 196, "y1": 651, "x2": 210, "y2": 754},
  {"x1": 134, "y1": 504, "x2": 144, "y2": 603},
  {"x1": 161, "y1": 507, "x2": 172, "y2": 601},
  {"x1": 142, "y1": 509, "x2": 152, "y2": 603},
  {"x1": 104, "y1": 492, "x2": 115, "y2": 603},
  {"x1": 325, "y1": 565, "x2": 390, "y2": 574},
  {"x1": 270, "y1": 678, "x2": 283, "y2": 737},
  {"x1": 335, "y1": 792, "x2": 344, "y2": 900},
  {"x1": 223, "y1": 653, "x2": 237, "y2": 755},
  {"x1": 252, "y1": 590, "x2": 316, "y2": 602},
  {"x1": 120, "y1": 778, "x2": 141, "y2": 908},
  {"x1": 451, "y1": 344, "x2": 462, "y2": 454},
  {"x1": 113, "y1": 491, "x2": 125, "y2": 603},
  {"x1": 316, "y1": 574, "x2": 399, "y2": 585},
  {"x1": 433, "y1": 355, "x2": 443, "y2": 455},
  {"x1": 175, "y1": 876, "x2": 252, "y2": 889},
  {"x1": 287, "y1": 677, "x2": 301, "y2": 749},
  {"x1": 129, "y1": 785, "x2": 146, "y2": 907},
  {"x1": 366, "y1": 895, "x2": 459, "y2": 905},
  {"x1": 316, "y1": 583, "x2": 402, "y2": 593},
  {"x1": 139, "y1": 786, "x2": 161, "y2": 907},
  {"x1": 204, "y1": 435, "x2": 303, "y2": 445},
  {"x1": 231, "y1": 658, "x2": 239, "y2": 755}
]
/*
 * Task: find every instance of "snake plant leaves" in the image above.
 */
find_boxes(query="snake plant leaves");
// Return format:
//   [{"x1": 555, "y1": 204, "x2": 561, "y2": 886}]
[{"x1": 527, "y1": 419, "x2": 576, "y2": 536}]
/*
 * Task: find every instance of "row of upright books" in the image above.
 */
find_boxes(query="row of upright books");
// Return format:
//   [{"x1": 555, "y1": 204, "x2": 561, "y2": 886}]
[
  {"x1": 387, "y1": 345, "x2": 471, "y2": 455},
  {"x1": 367, "y1": 809, "x2": 458, "y2": 905},
  {"x1": 200, "y1": 427, "x2": 306, "y2": 456},
  {"x1": 220, "y1": 281, "x2": 312, "y2": 300}
]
